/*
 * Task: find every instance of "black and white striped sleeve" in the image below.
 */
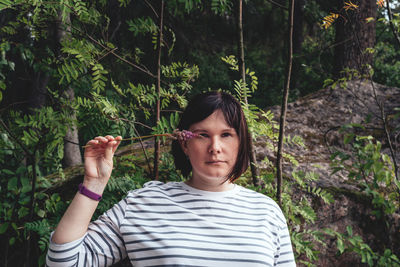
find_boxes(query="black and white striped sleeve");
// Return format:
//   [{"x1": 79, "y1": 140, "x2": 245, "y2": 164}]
[
  {"x1": 46, "y1": 198, "x2": 128, "y2": 267},
  {"x1": 273, "y1": 213, "x2": 296, "y2": 267}
]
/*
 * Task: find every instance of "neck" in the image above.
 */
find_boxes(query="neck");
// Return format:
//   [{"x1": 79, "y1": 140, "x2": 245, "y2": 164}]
[{"x1": 185, "y1": 178, "x2": 235, "y2": 192}]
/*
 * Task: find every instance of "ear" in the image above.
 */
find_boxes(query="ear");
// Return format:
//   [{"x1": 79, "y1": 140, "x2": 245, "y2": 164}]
[{"x1": 179, "y1": 139, "x2": 189, "y2": 155}]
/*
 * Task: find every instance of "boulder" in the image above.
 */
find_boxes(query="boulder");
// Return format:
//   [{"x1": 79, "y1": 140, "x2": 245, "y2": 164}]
[{"x1": 264, "y1": 80, "x2": 400, "y2": 265}]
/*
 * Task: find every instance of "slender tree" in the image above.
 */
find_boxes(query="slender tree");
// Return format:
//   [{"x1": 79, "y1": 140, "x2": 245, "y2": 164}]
[
  {"x1": 289, "y1": 0, "x2": 305, "y2": 93},
  {"x1": 153, "y1": 0, "x2": 164, "y2": 180},
  {"x1": 237, "y1": 0, "x2": 260, "y2": 186},
  {"x1": 276, "y1": 0, "x2": 295, "y2": 206}
]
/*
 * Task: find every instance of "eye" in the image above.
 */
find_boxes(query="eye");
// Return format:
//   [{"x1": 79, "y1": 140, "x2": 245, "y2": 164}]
[
  {"x1": 199, "y1": 133, "x2": 209, "y2": 138},
  {"x1": 222, "y1": 132, "x2": 232, "y2": 137}
]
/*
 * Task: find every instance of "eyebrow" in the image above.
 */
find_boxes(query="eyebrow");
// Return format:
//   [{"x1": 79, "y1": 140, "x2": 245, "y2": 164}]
[{"x1": 191, "y1": 128, "x2": 235, "y2": 132}]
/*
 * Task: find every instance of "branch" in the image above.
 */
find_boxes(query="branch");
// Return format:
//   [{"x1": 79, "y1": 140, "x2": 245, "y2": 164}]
[
  {"x1": 0, "y1": 119, "x2": 32, "y2": 157},
  {"x1": 25, "y1": 148, "x2": 39, "y2": 265},
  {"x1": 85, "y1": 33, "x2": 158, "y2": 79},
  {"x1": 153, "y1": 0, "x2": 164, "y2": 180},
  {"x1": 0, "y1": 100, "x2": 30, "y2": 113},
  {"x1": 109, "y1": 21, "x2": 121, "y2": 42},
  {"x1": 276, "y1": 0, "x2": 294, "y2": 206},
  {"x1": 237, "y1": 0, "x2": 260, "y2": 186},
  {"x1": 386, "y1": 0, "x2": 400, "y2": 47},
  {"x1": 266, "y1": 0, "x2": 288, "y2": 10},
  {"x1": 143, "y1": 0, "x2": 159, "y2": 19},
  {"x1": 133, "y1": 127, "x2": 153, "y2": 175},
  {"x1": 68, "y1": 24, "x2": 164, "y2": 82}
]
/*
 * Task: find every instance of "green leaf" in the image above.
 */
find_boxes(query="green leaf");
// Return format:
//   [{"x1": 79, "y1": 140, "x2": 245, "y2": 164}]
[
  {"x1": 346, "y1": 225, "x2": 353, "y2": 236},
  {"x1": 20, "y1": 177, "x2": 31, "y2": 193},
  {"x1": 57, "y1": 143, "x2": 64, "y2": 159},
  {"x1": 18, "y1": 206, "x2": 29, "y2": 219},
  {"x1": 7, "y1": 177, "x2": 18, "y2": 191},
  {"x1": 37, "y1": 209, "x2": 45, "y2": 218},
  {"x1": 3, "y1": 169, "x2": 14, "y2": 175},
  {"x1": 0, "y1": 222, "x2": 9, "y2": 234},
  {"x1": 337, "y1": 238, "x2": 345, "y2": 254},
  {"x1": 344, "y1": 133, "x2": 354, "y2": 144},
  {"x1": 11, "y1": 222, "x2": 17, "y2": 231}
]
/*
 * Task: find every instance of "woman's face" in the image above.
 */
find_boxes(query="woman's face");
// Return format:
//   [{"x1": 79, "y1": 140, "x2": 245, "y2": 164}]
[{"x1": 181, "y1": 109, "x2": 240, "y2": 189}]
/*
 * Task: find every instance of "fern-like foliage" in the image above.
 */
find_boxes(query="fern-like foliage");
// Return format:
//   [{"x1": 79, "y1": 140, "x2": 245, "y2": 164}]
[
  {"x1": 127, "y1": 17, "x2": 158, "y2": 36},
  {"x1": 324, "y1": 226, "x2": 400, "y2": 266},
  {"x1": 291, "y1": 229, "x2": 325, "y2": 265},
  {"x1": 25, "y1": 220, "x2": 52, "y2": 251},
  {"x1": 91, "y1": 63, "x2": 108, "y2": 93},
  {"x1": 152, "y1": 113, "x2": 180, "y2": 142},
  {"x1": 211, "y1": 0, "x2": 233, "y2": 15}
]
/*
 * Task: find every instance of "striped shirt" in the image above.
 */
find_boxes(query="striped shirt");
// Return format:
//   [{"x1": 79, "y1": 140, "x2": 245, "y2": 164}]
[{"x1": 46, "y1": 181, "x2": 296, "y2": 267}]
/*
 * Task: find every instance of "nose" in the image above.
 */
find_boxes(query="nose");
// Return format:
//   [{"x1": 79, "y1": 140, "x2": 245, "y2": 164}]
[{"x1": 208, "y1": 137, "x2": 221, "y2": 154}]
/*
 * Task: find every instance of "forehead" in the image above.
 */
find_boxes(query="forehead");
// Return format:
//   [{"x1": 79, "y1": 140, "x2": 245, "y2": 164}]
[{"x1": 189, "y1": 110, "x2": 233, "y2": 130}]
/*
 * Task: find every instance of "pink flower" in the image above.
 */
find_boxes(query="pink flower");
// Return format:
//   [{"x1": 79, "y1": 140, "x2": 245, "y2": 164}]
[{"x1": 173, "y1": 129, "x2": 199, "y2": 141}]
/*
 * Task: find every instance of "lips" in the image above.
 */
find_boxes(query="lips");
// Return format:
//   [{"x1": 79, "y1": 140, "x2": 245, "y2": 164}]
[{"x1": 206, "y1": 160, "x2": 225, "y2": 164}]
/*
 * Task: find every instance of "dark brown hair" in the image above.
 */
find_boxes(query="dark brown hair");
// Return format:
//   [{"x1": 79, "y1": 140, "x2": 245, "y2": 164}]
[{"x1": 171, "y1": 91, "x2": 250, "y2": 182}]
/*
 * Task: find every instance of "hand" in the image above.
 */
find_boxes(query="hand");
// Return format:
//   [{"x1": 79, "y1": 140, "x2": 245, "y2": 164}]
[{"x1": 83, "y1": 135, "x2": 122, "y2": 192}]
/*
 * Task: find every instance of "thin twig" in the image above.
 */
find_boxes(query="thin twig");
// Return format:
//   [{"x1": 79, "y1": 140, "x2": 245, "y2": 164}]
[
  {"x1": 85, "y1": 33, "x2": 158, "y2": 79},
  {"x1": 266, "y1": 0, "x2": 288, "y2": 10},
  {"x1": 96, "y1": 47, "x2": 118, "y2": 62},
  {"x1": 109, "y1": 21, "x2": 121, "y2": 42},
  {"x1": 143, "y1": 0, "x2": 159, "y2": 18},
  {"x1": 160, "y1": 109, "x2": 183, "y2": 113},
  {"x1": 386, "y1": 0, "x2": 400, "y2": 47},
  {"x1": 237, "y1": 0, "x2": 260, "y2": 186},
  {"x1": 68, "y1": 24, "x2": 164, "y2": 83},
  {"x1": 0, "y1": 119, "x2": 31, "y2": 157},
  {"x1": 153, "y1": 0, "x2": 165, "y2": 181},
  {"x1": 133, "y1": 127, "x2": 153, "y2": 175},
  {"x1": 25, "y1": 148, "x2": 38, "y2": 267},
  {"x1": 133, "y1": 121, "x2": 153, "y2": 130},
  {"x1": 0, "y1": 100, "x2": 30, "y2": 113},
  {"x1": 82, "y1": 134, "x2": 173, "y2": 148},
  {"x1": 276, "y1": 0, "x2": 294, "y2": 206}
]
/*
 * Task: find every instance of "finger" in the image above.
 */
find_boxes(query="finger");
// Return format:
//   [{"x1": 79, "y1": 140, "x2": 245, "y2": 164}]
[
  {"x1": 105, "y1": 135, "x2": 114, "y2": 141},
  {"x1": 94, "y1": 136, "x2": 108, "y2": 143},
  {"x1": 84, "y1": 139, "x2": 100, "y2": 151},
  {"x1": 86, "y1": 139, "x2": 99, "y2": 146},
  {"x1": 112, "y1": 136, "x2": 122, "y2": 153},
  {"x1": 104, "y1": 140, "x2": 115, "y2": 161}
]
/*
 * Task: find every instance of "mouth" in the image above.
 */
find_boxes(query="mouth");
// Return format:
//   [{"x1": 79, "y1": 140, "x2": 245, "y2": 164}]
[{"x1": 206, "y1": 160, "x2": 225, "y2": 164}]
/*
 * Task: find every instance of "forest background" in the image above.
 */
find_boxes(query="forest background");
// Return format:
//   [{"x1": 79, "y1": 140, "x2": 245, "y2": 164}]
[{"x1": 0, "y1": 0, "x2": 399, "y2": 266}]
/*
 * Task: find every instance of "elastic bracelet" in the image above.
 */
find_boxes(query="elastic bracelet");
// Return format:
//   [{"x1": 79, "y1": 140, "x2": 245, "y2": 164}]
[{"x1": 78, "y1": 183, "x2": 102, "y2": 201}]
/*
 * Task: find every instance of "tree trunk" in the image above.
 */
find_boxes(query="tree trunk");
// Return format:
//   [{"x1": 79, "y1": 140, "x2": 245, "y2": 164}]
[
  {"x1": 334, "y1": 0, "x2": 377, "y2": 77},
  {"x1": 56, "y1": 12, "x2": 83, "y2": 167},
  {"x1": 63, "y1": 88, "x2": 82, "y2": 167},
  {"x1": 237, "y1": 0, "x2": 260, "y2": 186},
  {"x1": 29, "y1": 73, "x2": 49, "y2": 110}
]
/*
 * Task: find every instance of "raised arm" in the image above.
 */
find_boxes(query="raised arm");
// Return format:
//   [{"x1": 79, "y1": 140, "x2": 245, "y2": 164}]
[{"x1": 51, "y1": 135, "x2": 121, "y2": 244}]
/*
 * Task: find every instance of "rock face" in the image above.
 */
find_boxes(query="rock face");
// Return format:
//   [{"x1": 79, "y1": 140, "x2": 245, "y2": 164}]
[{"x1": 263, "y1": 80, "x2": 400, "y2": 265}]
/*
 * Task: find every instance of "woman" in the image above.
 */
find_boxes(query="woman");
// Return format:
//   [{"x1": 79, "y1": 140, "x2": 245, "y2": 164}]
[{"x1": 47, "y1": 91, "x2": 296, "y2": 266}]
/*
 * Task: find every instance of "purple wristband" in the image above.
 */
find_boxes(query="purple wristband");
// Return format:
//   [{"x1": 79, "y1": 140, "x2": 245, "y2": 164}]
[{"x1": 78, "y1": 183, "x2": 102, "y2": 201}]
